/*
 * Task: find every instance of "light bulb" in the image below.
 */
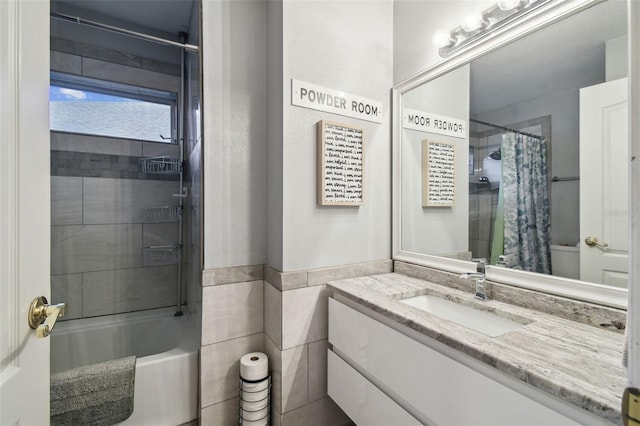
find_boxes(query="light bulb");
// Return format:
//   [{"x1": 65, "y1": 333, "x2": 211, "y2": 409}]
[
  {"x1": 497, "y1": 0, "x2": 522, "y2": 10},
  {"x1": 461, "y1": 13, "x2": 485, "y2": 32},
  {"x1": 432, "y1": 30, "x2": 453, "y2": 48}
]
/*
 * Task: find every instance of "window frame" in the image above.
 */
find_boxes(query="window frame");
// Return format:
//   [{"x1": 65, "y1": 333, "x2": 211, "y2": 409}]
[{"x1": 50, "y1": 71, "x2": 178, "y2": 144}]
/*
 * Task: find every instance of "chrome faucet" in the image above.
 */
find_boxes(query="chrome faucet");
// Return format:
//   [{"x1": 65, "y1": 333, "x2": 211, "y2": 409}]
[{"x1": 460, "y1": 258, "x2": 487, "y2": 301}]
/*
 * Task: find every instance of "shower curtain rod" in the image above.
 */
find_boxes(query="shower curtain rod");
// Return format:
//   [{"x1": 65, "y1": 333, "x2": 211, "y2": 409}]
[
  {"x1": 470, "y1": 118, "x2": 544, "y2": 140},
  {"x1": 50, "y1": 12, "x2": 200, "y2": 54}
]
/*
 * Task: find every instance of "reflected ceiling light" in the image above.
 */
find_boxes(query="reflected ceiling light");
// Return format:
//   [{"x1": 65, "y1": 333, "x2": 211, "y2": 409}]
[
  {"x1": 432, "y1": 0, "x2": 549, "y2": 58},
  {"x1": 432, "y1": 29, "x2": 456, "y2": 49},
  {"x1": 461, "y1": 13, "x2": 488, "y2": 32},
  {"x1": 497, "y1": 0, "x2": 525, "y2": 11}
]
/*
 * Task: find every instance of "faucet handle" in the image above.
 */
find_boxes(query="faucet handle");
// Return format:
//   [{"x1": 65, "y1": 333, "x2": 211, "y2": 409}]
[{"x1": 471, "y1": 258, "x2": 487, "y2": 273}]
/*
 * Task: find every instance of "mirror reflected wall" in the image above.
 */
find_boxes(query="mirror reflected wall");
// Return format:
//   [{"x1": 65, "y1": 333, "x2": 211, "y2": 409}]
[{"x1": 400, "y1": 0, "x2": 628, "y2": 290}]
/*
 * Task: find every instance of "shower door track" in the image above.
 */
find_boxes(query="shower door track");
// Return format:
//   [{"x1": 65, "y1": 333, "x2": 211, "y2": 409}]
[{"x1": 50, "y1": 12, "x2": 200, "y2": 54}]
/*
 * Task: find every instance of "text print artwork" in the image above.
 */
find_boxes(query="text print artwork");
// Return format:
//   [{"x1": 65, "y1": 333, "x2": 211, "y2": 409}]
[
  {"x1": 423, "y1": 140, "x2": 455, "y2": 207},
  {"x1": 318, "y1": 121, "x2": 364, "y2": 206}
]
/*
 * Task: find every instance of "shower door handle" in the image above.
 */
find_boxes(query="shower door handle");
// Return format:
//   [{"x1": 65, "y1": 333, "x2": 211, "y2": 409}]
[
  {"x1": 28, "y1": 296, "x2": 66, "y2": 338},
  {"x1": 585, "y1": 236, "x2": 609, "y2": 249}
]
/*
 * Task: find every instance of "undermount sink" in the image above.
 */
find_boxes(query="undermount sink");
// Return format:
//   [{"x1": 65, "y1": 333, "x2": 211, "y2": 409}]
[{"x1": 399, "y1": 295, "x2": 527, "y2": 337}]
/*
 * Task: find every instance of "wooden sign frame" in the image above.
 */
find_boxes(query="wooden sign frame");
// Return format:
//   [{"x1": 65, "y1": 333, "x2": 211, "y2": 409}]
[
  {"x1": 422, "y1": 139, "x2": 456, "y2": 207},
  {"x1": 317, "y1": 120, "x2": 364, "y2": 206}
]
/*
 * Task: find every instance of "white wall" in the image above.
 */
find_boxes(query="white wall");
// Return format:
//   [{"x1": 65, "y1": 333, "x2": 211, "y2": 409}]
[
  {"x1": 202, "y1": 0, "x2": 267, "y2": 269},
  {"x1": 606, "y1": 35, "x2": 628, "y2": 81},
  {"x1": 278, "y1": 0, "x2": 393, "y2": 271},
  {"x1": 393, "y1": 0, "x2": 494, "y2": 83},
  {"x1": 401, "y1": 65, "x2": 470, "y2": 256},
  {"x1": 266, "y1": 0, "x2": 284, "y2": 270},
  {"x1": 204, "y1": 0, "x2": 393, "y2": 272}
]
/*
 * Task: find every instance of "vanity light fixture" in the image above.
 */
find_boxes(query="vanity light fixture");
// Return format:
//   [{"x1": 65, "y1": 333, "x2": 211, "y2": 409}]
[{"x1": 433, "y1": 0, "x2": 551, "y2": 57}]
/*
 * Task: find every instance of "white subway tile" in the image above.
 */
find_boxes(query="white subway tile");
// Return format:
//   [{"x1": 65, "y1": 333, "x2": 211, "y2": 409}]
[
  {"x1": 281, "y1": 344, "x2": 308, "y2": 413},
  {"x1": 202, "y1": 281, "x2": 264, "y2": 345},
  {"x1": 264, "y1": 281, "x2": 282, "y2": 349},
  {"x1": 307, "y1": 340, "x2": 328, "y2": 403},
  {"x1": 200, "y1": 397, "x2": 239, "y2": 425},
  {"x1": 200, "y1": 333, "x2": 263, "y2": 407},
  {"x1": 281, "y1": 286, "x2": 330, "y2": 350}
]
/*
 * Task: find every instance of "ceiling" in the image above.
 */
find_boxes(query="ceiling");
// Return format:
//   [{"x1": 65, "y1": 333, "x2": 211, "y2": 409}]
[
  {"x1": 52, "y1": 0, "x2": 195, "y2": 40},
  {"x1": 470, "y1": 0, "x2": 628, "y2": 115},
  {"x1": 51, "y1": 0, "x2": 627, "y2": 109}
]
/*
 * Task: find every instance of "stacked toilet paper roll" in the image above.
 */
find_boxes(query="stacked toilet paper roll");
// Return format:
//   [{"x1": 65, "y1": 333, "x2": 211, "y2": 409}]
[{"x1": 240, "y1": 352, "x2": 270, "y2": 425}]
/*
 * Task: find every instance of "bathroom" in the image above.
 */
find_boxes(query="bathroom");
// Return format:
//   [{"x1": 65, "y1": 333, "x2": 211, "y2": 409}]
[{"x1": 1, "y1": 0, "x2": 638, "y2": 425}]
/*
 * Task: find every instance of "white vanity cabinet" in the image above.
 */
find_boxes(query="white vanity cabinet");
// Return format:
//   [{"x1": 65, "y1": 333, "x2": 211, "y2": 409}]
[{"x1": 327, "y1": 297, "x2": 606, "y2": 426}]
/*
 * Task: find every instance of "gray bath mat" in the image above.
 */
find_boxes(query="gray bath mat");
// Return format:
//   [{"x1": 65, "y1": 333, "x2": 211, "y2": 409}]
[{"x1": 51, "y1": 356, "x2": 136, "y2": 426}]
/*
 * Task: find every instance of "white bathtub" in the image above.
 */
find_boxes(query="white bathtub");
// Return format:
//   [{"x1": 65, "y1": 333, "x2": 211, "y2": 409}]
[{"x1": 51, "y1": 308, "x2": 199, "y2": 426}]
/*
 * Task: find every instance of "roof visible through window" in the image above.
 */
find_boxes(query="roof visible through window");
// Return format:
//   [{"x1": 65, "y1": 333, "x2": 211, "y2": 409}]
[{"x1": 50, "y1": 79, "x2": 175, "y2": 143}]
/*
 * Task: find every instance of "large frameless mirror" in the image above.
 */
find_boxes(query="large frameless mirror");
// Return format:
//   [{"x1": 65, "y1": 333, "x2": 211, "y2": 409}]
[{"x1": 393, "y1": 0, "x2": 629, "y2": 308}]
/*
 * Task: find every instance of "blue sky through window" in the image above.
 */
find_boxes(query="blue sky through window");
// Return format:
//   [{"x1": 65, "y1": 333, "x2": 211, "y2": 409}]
[{"x1": 50, "y1": 86, "x2": 135, "y2": 102}]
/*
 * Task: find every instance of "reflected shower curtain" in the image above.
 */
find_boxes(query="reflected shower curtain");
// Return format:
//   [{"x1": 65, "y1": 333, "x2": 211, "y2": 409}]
[{"x1": 501, "y1": 133, "x2": 552, "y2": 274}]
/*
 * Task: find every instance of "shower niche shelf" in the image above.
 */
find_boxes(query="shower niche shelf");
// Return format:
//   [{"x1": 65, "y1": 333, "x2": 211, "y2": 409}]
[
  {"x1": 143, "y1": 245, "x2": 181, "y2": 265},
  {"x1": 141, "y1": 205, "x2": 182, "y2": 222},
  {"x1": 141, "y1": 156, "x2": 182, "y2": 174}
]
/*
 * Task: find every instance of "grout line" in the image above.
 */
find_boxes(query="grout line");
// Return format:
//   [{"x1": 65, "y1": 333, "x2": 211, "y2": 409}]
[
  {"x1": 200, "y1": 331, "x2": 264, "y2": 348},
  {"x1": 81, "y1": 177, "x2": 85, "y2": 225}
]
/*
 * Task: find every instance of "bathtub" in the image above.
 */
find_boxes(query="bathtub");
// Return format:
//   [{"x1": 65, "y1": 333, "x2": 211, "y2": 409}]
[{"x1": 51, "y1": 308, "x2": 199, "y2": 426}]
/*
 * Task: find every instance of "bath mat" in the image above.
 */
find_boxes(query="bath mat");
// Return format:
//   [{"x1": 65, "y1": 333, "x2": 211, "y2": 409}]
[{"x1": 50, "y1": 356, "x2": 136, "y2": 426}]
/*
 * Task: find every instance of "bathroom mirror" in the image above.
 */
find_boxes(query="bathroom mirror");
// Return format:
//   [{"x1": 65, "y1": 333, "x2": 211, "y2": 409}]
[{"x1": 393, "y1": 0, "x2": 629, "y2": 308}]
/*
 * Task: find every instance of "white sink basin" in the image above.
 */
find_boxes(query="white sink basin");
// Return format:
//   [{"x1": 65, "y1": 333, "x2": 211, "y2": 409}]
[{"x1": 400, "y1": 295, "x2": 526, "y2": 337}]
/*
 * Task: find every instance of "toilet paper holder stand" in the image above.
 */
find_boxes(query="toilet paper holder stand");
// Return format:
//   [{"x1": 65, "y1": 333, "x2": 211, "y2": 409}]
[{"x1": 239, "y1": 375, "x2": 271, "y2": 425}]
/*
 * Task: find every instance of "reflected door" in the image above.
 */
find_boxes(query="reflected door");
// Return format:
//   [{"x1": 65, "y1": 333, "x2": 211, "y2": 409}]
[{"x1": 579, "y1": 78, "x2": 628, "y2": 287}]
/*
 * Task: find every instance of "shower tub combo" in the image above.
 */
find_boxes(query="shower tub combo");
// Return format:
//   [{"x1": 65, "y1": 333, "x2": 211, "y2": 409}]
[{"x1": 51, "y1": 308, "x2": 199, "y2": 426}]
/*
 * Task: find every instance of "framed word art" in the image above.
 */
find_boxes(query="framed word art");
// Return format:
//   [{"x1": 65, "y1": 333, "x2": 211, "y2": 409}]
[
  {"x1": 422, "y1": 139, "x2": 455, "y2": 207},
  {"x1": 317, "y1": 120, "x2": 364, "y2": 206}
]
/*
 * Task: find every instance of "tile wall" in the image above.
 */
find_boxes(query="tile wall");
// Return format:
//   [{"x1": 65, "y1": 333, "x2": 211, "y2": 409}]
[
  {"x1": 200, "y1": 265, "x2": 265, "y2": 422},
  {"x1": 468, "y1": 132, "x2": 497, "y2": 260},
  {"x1": 200, "y1": 260, "x2": 392, "y2": 425},
  {"x1": 50, "y1": 39, "x2": 184, "y2": 320}
]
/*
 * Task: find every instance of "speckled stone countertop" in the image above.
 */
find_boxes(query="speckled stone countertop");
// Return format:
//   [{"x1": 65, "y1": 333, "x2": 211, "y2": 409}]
[{"x1": 327, "y1": 272, "x2": 627, "y2": 424}]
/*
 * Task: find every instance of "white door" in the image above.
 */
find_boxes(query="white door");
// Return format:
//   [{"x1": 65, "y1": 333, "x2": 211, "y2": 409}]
[
  {"x1": 579, "y1": 78, "x2": 628, "y2": 287},
  {"x1": 0, "y1": 0, "x2": 51, "y2": 424}
]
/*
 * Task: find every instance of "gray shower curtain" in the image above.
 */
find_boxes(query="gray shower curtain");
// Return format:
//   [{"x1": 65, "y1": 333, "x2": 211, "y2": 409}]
[{"x1": 501, "y1": 133, "x2": 552, "y2": 274}]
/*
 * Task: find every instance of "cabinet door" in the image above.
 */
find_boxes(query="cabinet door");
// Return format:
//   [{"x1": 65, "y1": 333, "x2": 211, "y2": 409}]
[
  {"x1": 328, "y1": 350, "x2": 422, "y2": 426},
  {"x1": 329, "y1": 298, "x2": 584, "y2": 426}
]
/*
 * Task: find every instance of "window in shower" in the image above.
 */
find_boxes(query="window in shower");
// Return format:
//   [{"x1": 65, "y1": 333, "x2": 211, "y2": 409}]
[{"x1": 50, "y1": 72, "x2": 177, "y2": 143}]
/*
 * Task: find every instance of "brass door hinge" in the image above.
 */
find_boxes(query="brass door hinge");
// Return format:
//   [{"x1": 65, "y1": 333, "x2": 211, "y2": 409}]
[{"x1": 623, "y1": 387, "x2": 640, "y2": 426}]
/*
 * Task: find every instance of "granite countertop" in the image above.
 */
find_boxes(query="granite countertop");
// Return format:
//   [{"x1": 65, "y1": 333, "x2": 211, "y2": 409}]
[{"x1": 327, "y1": 272, "x2": 627, "y2": 424}]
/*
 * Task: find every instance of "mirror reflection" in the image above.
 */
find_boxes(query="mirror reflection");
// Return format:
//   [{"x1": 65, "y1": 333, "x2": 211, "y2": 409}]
[{"x1": 400, "y1": 0, "x2": 628, "y2": 289}]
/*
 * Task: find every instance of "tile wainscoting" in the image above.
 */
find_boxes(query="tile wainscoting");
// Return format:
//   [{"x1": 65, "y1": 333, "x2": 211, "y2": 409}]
[{"x1": 200, "y1": 260, "x2": 392, "y2": 425}]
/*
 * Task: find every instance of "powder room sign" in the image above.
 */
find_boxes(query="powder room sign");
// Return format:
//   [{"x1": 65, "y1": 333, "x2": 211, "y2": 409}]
[
  {"x1": 317, "y1": 120, "x2": 364, "y2": 206},
  {"x1": 423, "y1": 139, "x2": 456, "y2": 207},
  {"x1": 292, "y1": 79, "x2": 383, "y2": 124},
  {"x1": 403, "y1": 108, "x2": 467, "y2": 139}
]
